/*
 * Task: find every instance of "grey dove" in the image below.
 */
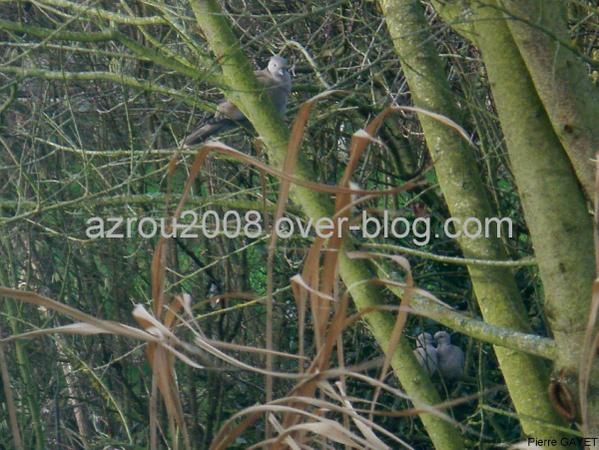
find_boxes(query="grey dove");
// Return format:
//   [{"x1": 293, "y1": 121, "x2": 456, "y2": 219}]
[
  {"x1": 434, "y1": 331, "x2": 464, "y2": 380},
  {"x1": 413, "y1": 332, "x2": 438, "y2": 376},
  {"x1": 183, "y1": 56, "x2": 291, "y2": 146}
]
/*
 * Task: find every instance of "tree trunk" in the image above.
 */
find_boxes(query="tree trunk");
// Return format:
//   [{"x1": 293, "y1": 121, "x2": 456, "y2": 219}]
[
  {"x1": 190, "y1": 1, "x2": 465, "y2": 447},
  {"x1": 379, "y1": 0, "x2": 568, "y2": 443},
  {"x1": 499, "y1": 0, "x2": 599, "y2": 200},
  {"x1": 468, "y1": 0, "x2": 597, "y2": 438}
]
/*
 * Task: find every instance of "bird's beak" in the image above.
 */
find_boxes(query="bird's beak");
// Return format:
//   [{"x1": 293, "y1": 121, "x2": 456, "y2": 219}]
[{"x1": 278, "y1": 68, "x2": 287, "y2": 77}]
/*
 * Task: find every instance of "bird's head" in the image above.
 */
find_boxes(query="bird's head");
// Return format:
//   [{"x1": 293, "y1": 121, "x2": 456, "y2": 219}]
[
  {"x1": 434, "y1": 330, "x2": 451, "y2": 345},
  {"x1": 416, "y1": 332, "x2": 434, "y2": 347},
  {"x1": 268, "y1": 56, "x2": 289, "y2": 78}
]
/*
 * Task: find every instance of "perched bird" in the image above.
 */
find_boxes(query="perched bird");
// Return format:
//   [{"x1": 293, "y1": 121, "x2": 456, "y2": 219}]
[
  {"x1": 413, "y1": 332, "x2": 438, "y2": 376},
  {"x1": 434, "y1": 331, "x2": 465, "y2": 381},
  {"x1": 183, "y1": 56, "x2": 292, "y2": 146}
]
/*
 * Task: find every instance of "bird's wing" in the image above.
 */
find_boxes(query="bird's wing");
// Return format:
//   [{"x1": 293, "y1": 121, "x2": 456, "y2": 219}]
[
  {"x1": 255, "y1": 68, "x2": 276, "y2": 86},
  {"x1": 255, "y1": 69, "x2": 291, "y2": 114},
  {"x1": 182, "y1": 90, "x2": 246, "y2": 146},
  {"x1": 213, "y1": 67, "x2": 283, "y2": 120},
  {"x1": 216, "y1": 100, "x2": 244, "y2": 121}
]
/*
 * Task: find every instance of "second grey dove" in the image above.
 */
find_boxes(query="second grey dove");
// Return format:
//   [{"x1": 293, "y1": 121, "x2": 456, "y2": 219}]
[{"x1": 434, "y1": 331, "x2": 464, "y2": 380}]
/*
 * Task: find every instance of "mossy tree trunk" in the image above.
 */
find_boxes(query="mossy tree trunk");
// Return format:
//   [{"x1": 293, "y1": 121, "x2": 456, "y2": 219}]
[
  {"x1": 378, "y1": 0, "x2": 568, "y2": 445},
  {"x1": 499, "y1": 0, "x2": 599, "y2": 200},
  {"x1": 466, "y1": 0, "x2": 597, "y2": 436},
  {"x1": 189, "y1": 1, "x2": 465, "y2": 448}
]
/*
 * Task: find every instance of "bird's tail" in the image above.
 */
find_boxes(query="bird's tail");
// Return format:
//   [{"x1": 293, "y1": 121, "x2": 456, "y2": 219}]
[{"x1": 182, "y1": 119, "x2": 235, "y2": 147}]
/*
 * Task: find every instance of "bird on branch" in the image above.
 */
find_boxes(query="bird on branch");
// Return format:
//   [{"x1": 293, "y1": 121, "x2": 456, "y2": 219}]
[
  {"x1": 183, "y1": 56, "x2": 291, "y2": 146},
  {"x1": 434, "y1": 330, "x2": 465, "y2": 381}
]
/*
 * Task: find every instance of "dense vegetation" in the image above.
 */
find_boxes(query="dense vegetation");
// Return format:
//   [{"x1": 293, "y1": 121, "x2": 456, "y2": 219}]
[{"x1": 1, "y1": 1, "x2": 598, "y2": 449}]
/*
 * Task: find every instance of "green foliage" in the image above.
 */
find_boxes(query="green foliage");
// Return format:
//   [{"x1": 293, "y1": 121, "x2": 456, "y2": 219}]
[{"x1": 0, "y1": 0, "x2": 597, "y2": 448}]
